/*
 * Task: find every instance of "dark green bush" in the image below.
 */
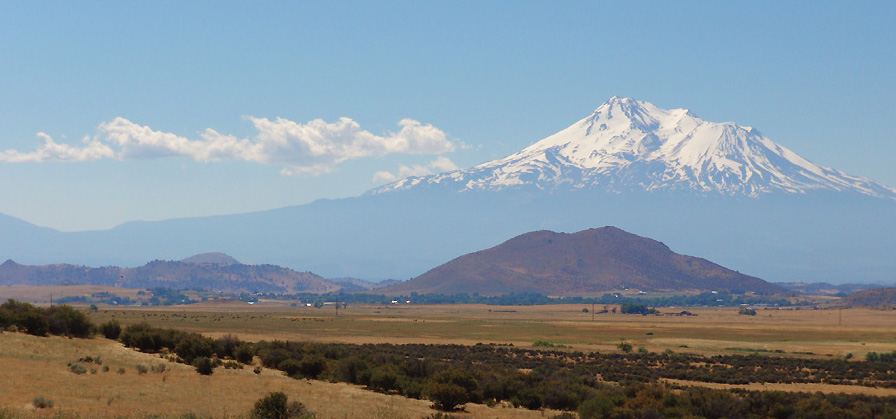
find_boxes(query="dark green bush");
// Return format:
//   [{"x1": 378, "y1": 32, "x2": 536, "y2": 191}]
[
  {"x1": 98, "y1": 319, "x2": 122, "y2": 340},
  {"x1": 235, "y1": 345, "x2": 255, "y2": 364},
  {"x1": 578, "y1": 394, "x2": 616, "y2": 419},
  {"x1": 0, "y1": 299, "x2": 49, "y2": 336},
  {"x1": 278, "y1": 359, "x2": 302, "y2": 377},
  {"x1": 252, "y1": 392, "x2": 309, "y2": 419},
  {"x1": 368, "y1": 367, "x2": 400, "y2": 393},
  {"x1": 32, "y1": 397, "x2": 54, "y2": 409},
  {"x1": 45, "y1": 305, "x2": 92, "y2": 337},
  {"x1": 298, "y1": 355, "x2": 326, "y2": 379},
  {"x1": 192, "y1": 356, "x2": 215, "y2": 375},
  {"x1": 69, "y1": 363, "x2": 87, "y2": 374},
  {"x1": 215, "y1": 334, "x2": 242, "y2": 359},
  {"x1": 428, "y1": 382, "x2": 469, "y2": 411},
  {"x1": 174, "y1": 333, "x2": 216, "y2": 364}
]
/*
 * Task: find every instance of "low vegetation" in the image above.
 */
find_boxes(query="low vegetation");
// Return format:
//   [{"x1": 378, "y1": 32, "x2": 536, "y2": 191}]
[
  {"x1": 253, "y1": 391, "x2": 313, "y2": 419},
  {"x1": 111, "y1": 321, "x2": 896, "y2": 415},
  {"x1": 249, "y1": 290, "x2": 797, "y2": 308},
  {"x1": 4, "y1": 298, "x2": 896, "y2": 417},
  {"x1": 0, "y1": 299, "x2": 91, "y2": 337}
]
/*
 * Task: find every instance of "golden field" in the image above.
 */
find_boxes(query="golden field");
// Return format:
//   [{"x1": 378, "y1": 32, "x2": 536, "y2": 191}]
[
  {"x1": 85, "y1": 300, "x2": 896, "y2": 358},
  {"x1": 2, "y1": 297, "x2": 896, "y2": 418},
  {"x1": 0, "y1": 332, "x2": 559, "y2": 418}
]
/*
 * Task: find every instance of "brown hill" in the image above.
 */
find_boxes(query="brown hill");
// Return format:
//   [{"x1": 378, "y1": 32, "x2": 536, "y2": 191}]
[
  {"x1": 181, "y1": 252, "x2": 240, "y2": 265},
  {"x1": 839, "y1": 288, "x2": 896, "y2": 308},
  {"x1": 382, "y1": 227, "x2": 784, "y2": 296},
  {"x1": 0, "y1": 255, "x2": 339, "y2": 294}
]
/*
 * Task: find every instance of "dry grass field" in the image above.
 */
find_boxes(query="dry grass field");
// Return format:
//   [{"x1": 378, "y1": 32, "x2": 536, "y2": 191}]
[
  {"x1": 4, "y1": 299, "x2": 896, "y2": 418},
  {"x1": 85, "y1": 301, "x2": 896, "y2": 359},
  {"x1": 0, "y1": 332, "x2": 559, "y2": 418}
]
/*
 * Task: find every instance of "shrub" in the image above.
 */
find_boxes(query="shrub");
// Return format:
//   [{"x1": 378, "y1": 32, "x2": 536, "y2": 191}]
[
  {"x1": 578, "y1": 394, "x2": 616, "y2": 419},
  {"x1": 278, "y1": 359, "x2": 302, "y2": 377},
  {"x1": 368, "y1": 368, "x2": 400, "y2": 393},
  {"x1": 334, "y1": 356, "x2": 368, "y2": 384},
  {"x1": 193, "y1": 356, "x2": 215, "y2": 375},
  {"x1": 252, "y1": 392, "x2": 310, "y2": 419},
  {"x1": 119, "y1": 323, "x2": 186, "y2": 353},
  {"x1": 738, "y1": 307, "x2": 757, "y2": 316},
  {"x1": 99, "y1": 319, "x2": 122, "y2": 340},
  {"x1": 428, "y1": 382, "x2": 469, "y2": 412},
  {"x1": 223, "y1": 361, "x2": 242, "y2": 369},
  {"x1": 174, "y1": 333, "x2": 216, "y2": 364},
  {"x1": 0, "y1": 299, "x2": 49, "y2": 336},
  {"x1": 298, "y1": 356, "x2": 326, "y2": 379},
  {"x1": 215, "y1": 334, "x2": 242, "y2": 359},
  {"x1": 136, "y1": 364, "x2": 148, "y2": 374},
  {"x1": 620, "y1": 303, "x2": 657, "y2": 315},
  {"x1": 617, "y1": 342, "x2": 633, "y2": 353},
  {"x1": 45, "y1": 305, "x2": 92, "y2": 337},
  {"x1": 69, "y1": 363, "x2": 87, "y2": 374},
  {"x1": 235, "y1": 345, "x2": 255, "y2": 364},
  {"x1": 32, "y1": 397, "x2": 54, "y2": 409}
]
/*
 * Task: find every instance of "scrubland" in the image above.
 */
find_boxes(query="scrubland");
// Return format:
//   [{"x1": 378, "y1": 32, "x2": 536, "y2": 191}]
[{"x1": 3, "y1": 299, "x2": 896, "y2": 418}]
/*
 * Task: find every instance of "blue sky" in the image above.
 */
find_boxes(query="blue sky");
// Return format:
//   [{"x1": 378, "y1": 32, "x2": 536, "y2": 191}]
[{"x1": 2, "y1": 1, "x2": 894, "y2": 231}]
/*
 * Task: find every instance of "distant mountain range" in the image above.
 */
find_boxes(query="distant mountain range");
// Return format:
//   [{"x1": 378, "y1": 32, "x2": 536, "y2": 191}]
[
  {"x1": 0, "y1": 253, "x2": 368, "y2": 294},
  {"x1": 1, "y1": 97, "x2": 894, "y2": 285},
  {"x1": 838, "y1": 288, "x2": 896, "y2": 308},
  {"x1": 774, "y1": 282, "x2": 886, "y2": 296},
  {"x1": 381, "y1": 227, "x2": 784, "y2": 296}
]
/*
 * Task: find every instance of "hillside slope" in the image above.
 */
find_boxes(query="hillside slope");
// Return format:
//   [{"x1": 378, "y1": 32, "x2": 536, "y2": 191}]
[{"x1": 382, "y1": 227, "x2": 783, "y2": 296}]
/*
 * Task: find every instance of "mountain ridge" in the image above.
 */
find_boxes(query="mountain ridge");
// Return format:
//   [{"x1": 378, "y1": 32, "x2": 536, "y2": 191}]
[
  {"x1": 0, "y1": 255, "x2": 340, "y2": 294},
  {"x1": 373, "y1": 97, "x2": 896, "y2": 199}
]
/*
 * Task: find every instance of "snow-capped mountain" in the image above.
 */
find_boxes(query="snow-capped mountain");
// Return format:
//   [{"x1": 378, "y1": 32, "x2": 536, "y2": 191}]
[{"x1": 375, "y1": 96, "x2": 896, "y2": 199}]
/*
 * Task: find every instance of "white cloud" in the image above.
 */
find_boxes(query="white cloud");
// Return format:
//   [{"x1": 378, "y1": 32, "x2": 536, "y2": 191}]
[
  {"x1": 371, "y1": 156, "x2": 460, "y2": 184},
  {"x1": 372, "y1": 171, "x2": 398, "y2": 183},
  {"x1": 0, "y1": 116, "x2": 455, "y2": 176},
  {"x1": 428, "y1": 156, "x2": 459, "y2": 172},
  {"x1": 0, "y1": 133, "x2": 114, "y2": 162}
]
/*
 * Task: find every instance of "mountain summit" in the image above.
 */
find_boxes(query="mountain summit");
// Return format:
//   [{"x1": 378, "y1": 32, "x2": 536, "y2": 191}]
[
  {"x1": 382, "y1": 227, "x2": 784, "y2": 296},
  {"x1": 375, "y1": 97, "x2": 896, "y2": 198}
]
